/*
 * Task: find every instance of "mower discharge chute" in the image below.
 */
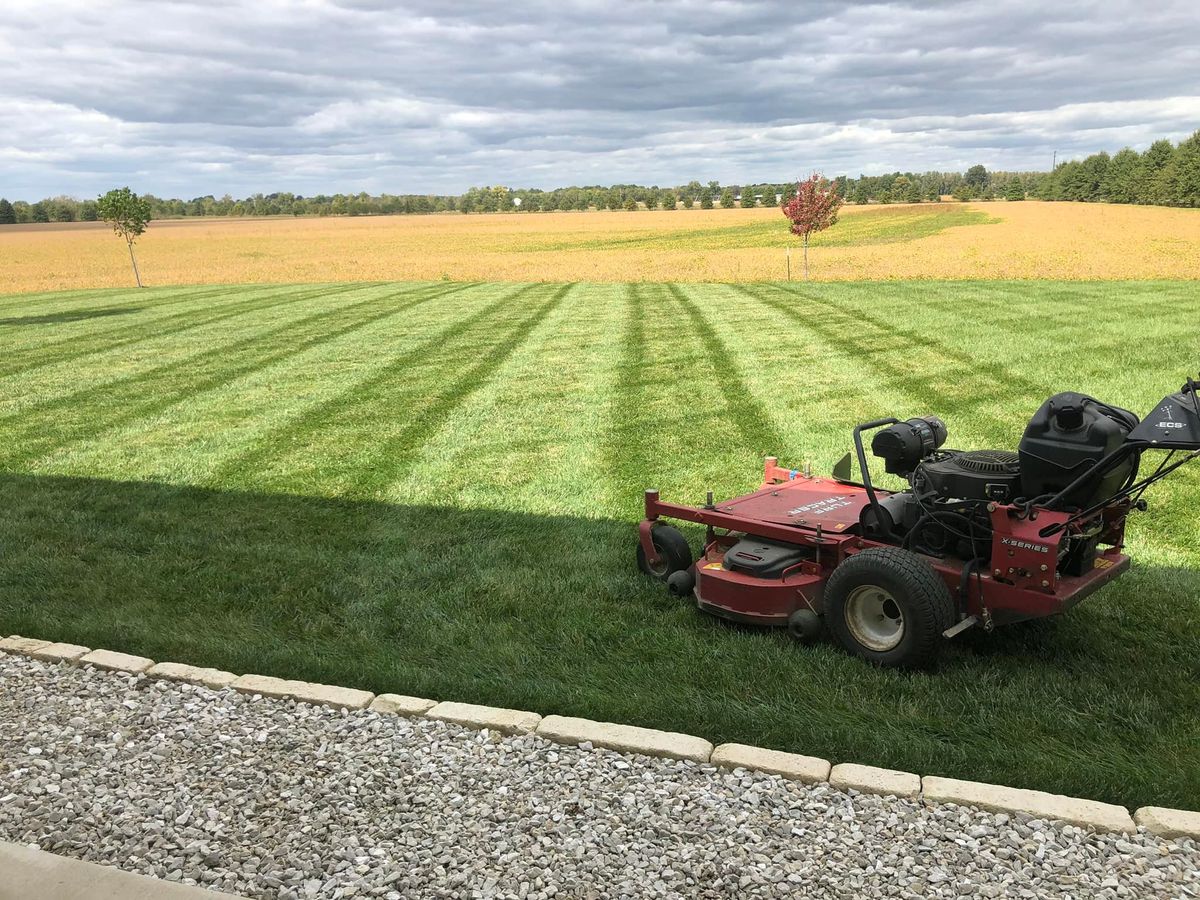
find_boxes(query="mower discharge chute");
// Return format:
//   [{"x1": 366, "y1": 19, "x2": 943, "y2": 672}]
[{"x1": 637, "y1": 375, "x2": 1200, "y2": 669}]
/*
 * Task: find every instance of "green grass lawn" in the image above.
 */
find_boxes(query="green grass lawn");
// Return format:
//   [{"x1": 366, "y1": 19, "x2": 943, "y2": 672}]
[
  {"x1": 0, "y1": 279, "x2": 1197, "y2": 808},
  {"x1": 516, "y1": 204, "x2": 996, "y2": 252}
]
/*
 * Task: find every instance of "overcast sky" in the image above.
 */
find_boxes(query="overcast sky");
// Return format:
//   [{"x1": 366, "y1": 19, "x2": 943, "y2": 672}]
[{"x1": 3, "y1": 0, "x2": 1198, "y2": 200}]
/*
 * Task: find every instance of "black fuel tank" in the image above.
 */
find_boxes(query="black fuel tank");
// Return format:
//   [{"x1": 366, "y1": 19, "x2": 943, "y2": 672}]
[{"x1": 1018, "y1": 392, "x2": 1138, "y2": 507}]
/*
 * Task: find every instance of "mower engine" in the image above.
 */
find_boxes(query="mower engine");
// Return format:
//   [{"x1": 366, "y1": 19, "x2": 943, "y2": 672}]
[
  {"x1": 865, "y1": 393, "x2": 1142, "y2": 577},
  {"x1": 636, "y1": 374, "x2": 1200, "y2": 669}
]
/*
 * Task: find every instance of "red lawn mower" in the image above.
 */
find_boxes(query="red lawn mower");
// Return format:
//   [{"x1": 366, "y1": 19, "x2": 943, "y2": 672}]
[{"x1": 637, "y1": 376, "x2": 1200, "y2": 668}]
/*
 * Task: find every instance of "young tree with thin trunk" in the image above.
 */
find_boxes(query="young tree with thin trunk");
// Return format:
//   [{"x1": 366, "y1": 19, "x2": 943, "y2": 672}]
[
  {"x1": 781, "y1": 174, "x2": 843, "y2": 279},
  {"x1": 97, "y1": 187, "x2": 152, "y2": 287}
]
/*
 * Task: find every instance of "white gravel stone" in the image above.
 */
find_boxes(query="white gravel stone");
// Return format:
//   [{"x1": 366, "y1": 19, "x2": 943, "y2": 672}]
[
  {"x1": 29, "y1": 642, "x2": 90, "y2": 663},
  {"x1": 370, "y1": 694, "x2": 437, "y2": 716},
  {"x1": 538, "y1": 714, "x2": 713, "y2": 762},
  {"x1": 1, "y1": 653, "x2": 1195, "y2": 900},
  {"x1": 148, "y1": 661, "x2": 238, "y2": 690},
  {"x1": 922, "y1": 775, "x2": 1136, "y2": 833},
  {"x1": 0, "y1": 635, "x2": 50, "y2": 655},
  {"x1": 427, "y1": 701, "x2": 541, "y2": 734},
  {"x1": 80, "y1": 649, "x2": 154, "y2": 675},
  {"x1": 1135, "y1": 806, "x2": 1200, "y2": 839},
  {"x1": 712, "y1": 743, "x2": 830, "y2": 782},
  {"x1": 831, "y1": 762, "x2": 921, "y2": 798}
]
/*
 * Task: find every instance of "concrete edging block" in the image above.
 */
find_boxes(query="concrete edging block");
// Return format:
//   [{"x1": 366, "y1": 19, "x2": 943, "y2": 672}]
[
  {"x1": 0, "y1": 635, "x2": 51, "y2": 655},
  {"x1": 29, "y1": 642, "x2": 91, "y2": 663},
  {"x1": 370, "y1": 694, "x2": 437, "y2": 717},
  {"x1": 427, "y1": 701, "x2": 541, "y2": 734},
  {"x1": 80, "y1": 649, "x2": 154, "y2": 675},
  {"x1": 147, "y1": 661, "x2": 238, "y2": 690},
  {"x1": 538, "y1": 714, "x2": 713, "y2": 763},
  {"x1": 922, "y1": 775, "x2": 1135, "y2": 833},
  {"x1": 712, "y1": 743, "x2": 830, "y2": 783},
  {"x1": 1134, "y1": 806, "x2": 1200, "y2": 840},
  {"x1": 830, "y1": 762, "x2": 921, "y2": 798},
  {"x1": 230, "y1": 673, "x2": 373, "y2": 710}
]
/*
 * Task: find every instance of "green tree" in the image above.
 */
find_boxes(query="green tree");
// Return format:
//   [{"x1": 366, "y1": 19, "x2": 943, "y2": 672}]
[
  {"x1": 719, "y1": 188, "x2": 735, "y2": 208},
  {"x1": 96, "y1": 187, "x2": 152, "y2": 287},
  {"x1": 80, "y1": 200, "x2": 99, "y2": 221},
  {"x1": 1134, "y1": 140, "x2": 1175, "y2": 204},
  {"x1": 951, "y1": 184, "x2": 973, "y2": 202},
  {"x1": 1102, "y1": 148, "x2": 1140, "y2": 203},
  {"x1": 1004, "y1": 178, "x2": 1025, "y2": 201},
  {"x1": 0, "y1": 198, "x2": 14, "y2": 225},
  {"x1": 926, "y1": 185, "x2": 941, "y2": 202},
  {"x1": 660, "y1": 192, "x2": 676, "y2": 210},
  {"x1": 1158, "y1": 130, "x2": 1200, "y2": 206},
  {"x1": 682, "y1": 194, "x2": 695, "y2": 209},
  {"x1": 623, "y1": 197, "x2": 637, "y2": 211},
  {"x1": 964, "y1": 164, "x2": 989, "y2": 190},
  {"x1": 851, "y1": 184, "x2": 869, "y2": 204},
  {"x1": 700, "y1": 193, "x2": 714, "y2": 209},
  {"x1": 30, "y1": 201, "x2": 50, "y2": 222}
]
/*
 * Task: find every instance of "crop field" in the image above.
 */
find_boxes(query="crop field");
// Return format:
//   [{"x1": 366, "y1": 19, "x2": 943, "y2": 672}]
[
  {"x1": 3, "y1": 200, "x2": 1200, "y2": 292},
  {"x1": 0, "y1": 278, "x2": 1197, "y2": 808}
]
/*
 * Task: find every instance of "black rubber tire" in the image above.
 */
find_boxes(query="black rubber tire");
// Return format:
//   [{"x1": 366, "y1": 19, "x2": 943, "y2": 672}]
[
  {"x1": 824, "y1": 547, "x2": 954, "y2": 670},
  {"x1": 636, "y1": 525, "x2": 693, "y2": 582},
  {"x1": 787, "y1": 608, "x2": 822, "y2": 643}
]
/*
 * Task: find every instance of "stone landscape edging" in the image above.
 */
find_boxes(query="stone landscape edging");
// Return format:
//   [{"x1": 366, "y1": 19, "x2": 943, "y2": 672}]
[{"x1": 3, "y1": 633, "x2": 1197, "y2": 842}]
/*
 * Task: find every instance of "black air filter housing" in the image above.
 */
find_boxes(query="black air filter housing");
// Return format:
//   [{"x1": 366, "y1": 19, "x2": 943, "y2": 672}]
[{"x1": 917, "y1": 450, "x2": 1022, "y2": 502}]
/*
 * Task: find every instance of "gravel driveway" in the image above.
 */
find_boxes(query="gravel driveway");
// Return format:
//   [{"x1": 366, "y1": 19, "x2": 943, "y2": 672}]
[{"x1": 1, "y1": 653, "x2": 1196, "y2": 899}]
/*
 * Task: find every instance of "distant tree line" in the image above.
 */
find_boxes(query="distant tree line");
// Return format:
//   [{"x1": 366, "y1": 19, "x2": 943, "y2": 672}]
[{"x1": 1, "y1": 130, "x2": 1196, "y2": 225}]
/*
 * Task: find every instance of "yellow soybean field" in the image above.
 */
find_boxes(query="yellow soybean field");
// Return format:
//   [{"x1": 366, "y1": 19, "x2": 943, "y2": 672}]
[{"x1": 3, "y1": 200, "x2": 1200, "y2": 294}]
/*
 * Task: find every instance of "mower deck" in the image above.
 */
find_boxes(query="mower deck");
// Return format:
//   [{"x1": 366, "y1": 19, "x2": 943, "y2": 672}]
[{"x1": 641, "y1": 458, "x2": 1131, "y2": 631}]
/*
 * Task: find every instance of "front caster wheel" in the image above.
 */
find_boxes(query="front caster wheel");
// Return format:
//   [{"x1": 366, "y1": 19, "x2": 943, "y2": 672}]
[
  {"x1": 787, "y1": 608, "x2": 822, "y2": 643},
  {"x1": 824, "y1": 547, "x2": 954, "y2": 669},
  {"x1": 636, "y1": 525, "x2": 693, "y2": 582}
]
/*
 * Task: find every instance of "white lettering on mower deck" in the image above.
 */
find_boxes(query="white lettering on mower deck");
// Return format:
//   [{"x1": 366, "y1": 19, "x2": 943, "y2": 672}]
[{"x1": 787, "y1": 495, "x2": 853, "y2": 517}]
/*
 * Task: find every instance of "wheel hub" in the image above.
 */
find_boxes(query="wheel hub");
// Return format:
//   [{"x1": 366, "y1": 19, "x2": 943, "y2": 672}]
[{"x1": 844, "y1": 585, "x2": 904, "y2": 652}]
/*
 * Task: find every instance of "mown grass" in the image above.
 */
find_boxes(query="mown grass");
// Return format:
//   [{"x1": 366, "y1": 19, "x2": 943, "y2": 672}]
[
  {"x1": 0, "y1": 280, "x2": 1197, "y2": 809},
  {"x1": 515, "y1": 205, "x2": 997, "y2": 252}
]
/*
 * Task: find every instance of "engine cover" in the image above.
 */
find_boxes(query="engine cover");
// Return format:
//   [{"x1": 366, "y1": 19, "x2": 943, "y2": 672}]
[{"x1": 915, "y1": 449, "x2": 1022, "y2": 502}]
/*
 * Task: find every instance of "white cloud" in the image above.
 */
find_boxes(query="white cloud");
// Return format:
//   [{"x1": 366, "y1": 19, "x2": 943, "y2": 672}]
[{"x1": 1, "y1": 0, "x2": 1197, "y2": 198}]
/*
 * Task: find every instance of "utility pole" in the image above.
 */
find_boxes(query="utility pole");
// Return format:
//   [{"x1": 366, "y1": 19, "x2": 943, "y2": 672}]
[{"x1": 1052, "y1": 150, "x2": 1057, "y2": 171}]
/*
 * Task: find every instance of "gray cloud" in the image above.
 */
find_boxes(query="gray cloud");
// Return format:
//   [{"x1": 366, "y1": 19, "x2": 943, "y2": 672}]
[{"x1": 1, "y1": 0, "x2": 1198, "y2": 199}]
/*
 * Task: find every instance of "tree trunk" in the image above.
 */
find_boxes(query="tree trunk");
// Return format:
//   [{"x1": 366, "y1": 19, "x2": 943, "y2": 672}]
[
  {"x1": 127, "y1": 239, "x2": 142, "y2": 288},
  {"x1": 803, "y1": 233, "x2": 809, "y2": 280}
]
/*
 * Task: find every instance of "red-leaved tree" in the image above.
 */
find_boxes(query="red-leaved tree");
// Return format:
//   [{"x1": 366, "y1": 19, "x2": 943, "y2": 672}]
[{"x1": 781, "y1": 174, "x2": 843, "y2": 279}]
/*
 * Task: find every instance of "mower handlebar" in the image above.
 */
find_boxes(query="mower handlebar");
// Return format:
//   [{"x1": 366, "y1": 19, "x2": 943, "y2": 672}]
[
  {"x1": 852, "y1": 418, "x2": 899, "y2": 539},
  {"x1": 855, "y1": 417, "x2": 900, "y2": 432}
]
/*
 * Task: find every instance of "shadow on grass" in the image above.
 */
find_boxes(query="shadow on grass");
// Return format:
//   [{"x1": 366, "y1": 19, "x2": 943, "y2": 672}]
[
  {"x1": 0, "y1": 307, "x2": 143, "y2": 326},
  {"x1": 0, "y1": 472, "x2": 1196, "y2": 807}
]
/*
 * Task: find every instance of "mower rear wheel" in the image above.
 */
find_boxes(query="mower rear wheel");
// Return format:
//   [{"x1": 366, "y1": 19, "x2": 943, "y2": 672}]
[
  {"x1": 636, "y1": 525, "x2": 693, "y2": 582},
  {"x1": 824, "y1": 547, "x2": 954, "y2": 669}
]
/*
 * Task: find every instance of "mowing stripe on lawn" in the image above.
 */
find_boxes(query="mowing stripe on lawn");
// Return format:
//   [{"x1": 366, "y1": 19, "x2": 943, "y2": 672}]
[
  {"x1": 343, "y1": 283, "x2": 577, "y2": 500},
  {"x1": 0, "y1": 282, "x2": 322, "y2": 367},
  {"x1": 1, "y1": 282, "x2": 418, "y2": 418},
  {"x1": 0, "y1": 285, "x2": 253, "y2": 321},
  {"x1": 0, "y1": 282, "x2": 369, "y2": 380},
  {"x1": 665, "y1": 283, "x2": 787, "y2": 459},
  {"x1": 0, "y1": 283, "x2": 240, "y2": 315},
  {"x1": 212, "y1": 283, "x2": 549, "y2": 491},
  {"x1": 0, "y1": 283, "x2": 476, "y2": 468},
  {"x1": 775, "y1": 283, "x2": 1072, "y2": 423},
  {"x1": 736, "y1": 284, "x2": 1025, "y2": 438}
]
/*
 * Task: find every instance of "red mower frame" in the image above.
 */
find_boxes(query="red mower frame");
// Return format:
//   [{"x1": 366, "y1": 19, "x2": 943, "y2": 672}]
[{"x1": 640, "y1": 456, "x2": 1130, "y2": 632}]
